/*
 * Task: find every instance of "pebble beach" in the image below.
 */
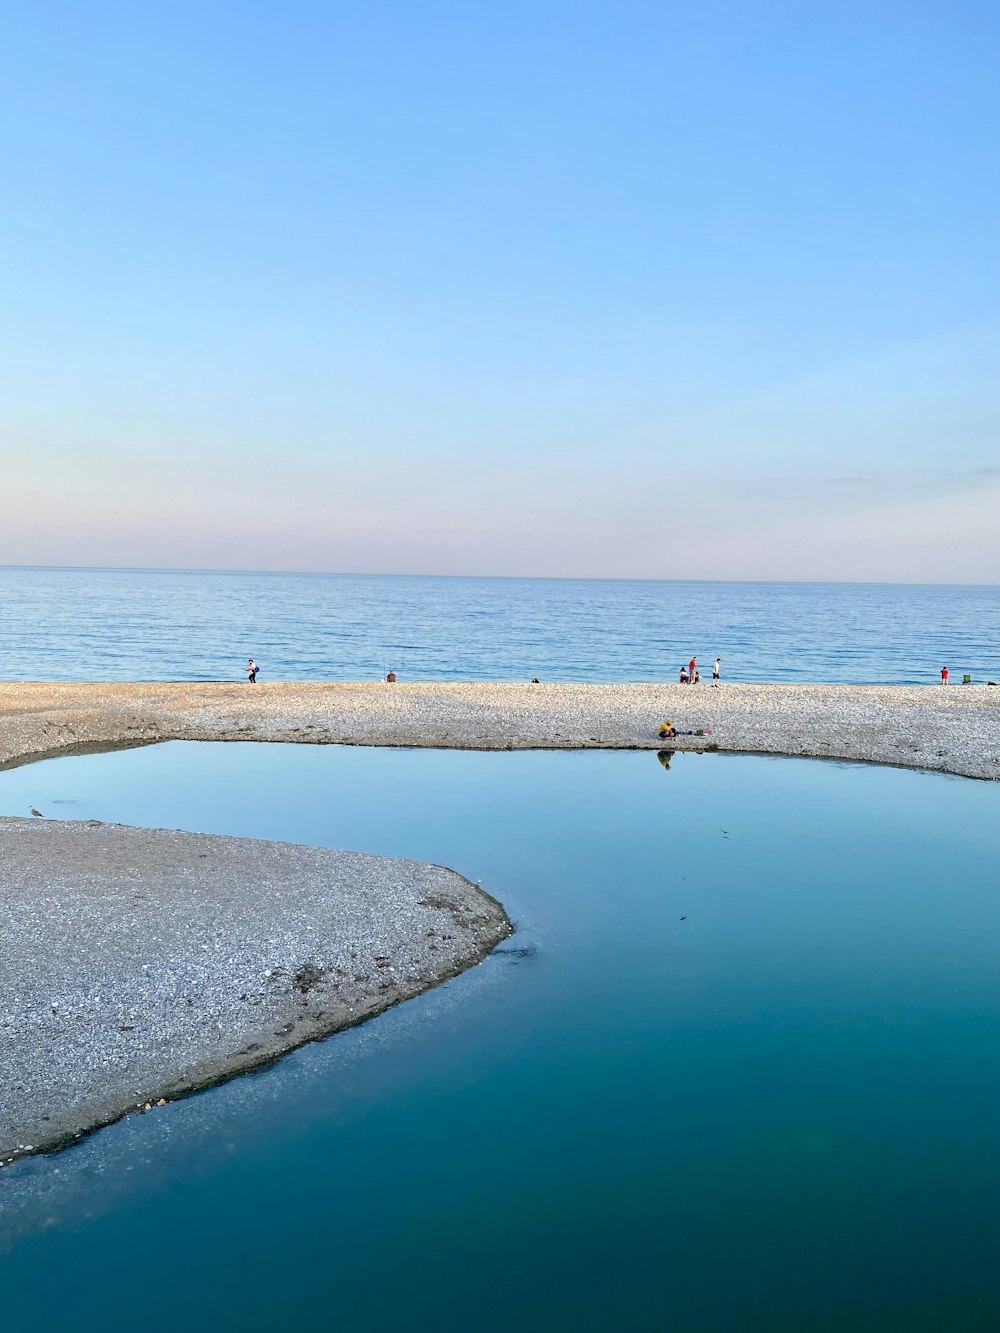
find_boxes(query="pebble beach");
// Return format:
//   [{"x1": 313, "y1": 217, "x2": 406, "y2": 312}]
[
  {"x1": 1, "y1": 679, "x2": 997, "y2": 779},
  {"x1": 0, "y1": 816, "x2": 510, "y2": 1160}
]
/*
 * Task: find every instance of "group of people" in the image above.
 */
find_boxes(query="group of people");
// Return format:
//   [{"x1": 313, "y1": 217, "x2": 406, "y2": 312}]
[
  {"x1": 679, "y1": 656, "x2": 721, "y2": 686},
  {"x1": 246, "y1": 659, "x2": 988, "y2": 688},
  {"x1": 245, "y1": 658, "x2": 724, "y2": 686}
]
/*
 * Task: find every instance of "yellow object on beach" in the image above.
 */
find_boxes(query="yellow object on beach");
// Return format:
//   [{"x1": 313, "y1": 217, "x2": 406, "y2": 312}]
[{"x1": 657, "y1": 720, "x2": 674, "y2": 737}]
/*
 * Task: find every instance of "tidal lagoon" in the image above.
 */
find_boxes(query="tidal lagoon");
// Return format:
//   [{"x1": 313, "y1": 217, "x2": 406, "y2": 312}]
[{"x1": 2, "y1": 742, "x2": 1000, "y2": 1331}]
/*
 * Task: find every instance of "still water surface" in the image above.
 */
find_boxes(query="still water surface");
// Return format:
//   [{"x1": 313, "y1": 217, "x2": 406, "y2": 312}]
[{"x1": 1, "y1": 744, "x2": 999, "y2": 1331}]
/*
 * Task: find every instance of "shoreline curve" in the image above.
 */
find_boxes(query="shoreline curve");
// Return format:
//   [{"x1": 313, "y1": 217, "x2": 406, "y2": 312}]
[
  {"x1": 1, "y1": 817, "x2": 511, "y2": 1161},
  {"x1": 0, "y1": 679, "x2": 997, "y2": 780}
]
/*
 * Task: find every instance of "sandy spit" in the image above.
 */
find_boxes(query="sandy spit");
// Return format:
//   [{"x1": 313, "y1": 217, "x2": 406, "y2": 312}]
[
  {"x1": 0, "y1": 817, "x2": 511, "y2": 1160},
  {"x1": 0, "y1": 679, "x2": 998, "y2": 779}
]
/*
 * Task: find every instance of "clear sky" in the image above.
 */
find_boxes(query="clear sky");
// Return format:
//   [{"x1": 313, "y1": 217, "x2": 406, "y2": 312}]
[{"x1": 2, "y1": 2, "x2": 998, "y2": 581}]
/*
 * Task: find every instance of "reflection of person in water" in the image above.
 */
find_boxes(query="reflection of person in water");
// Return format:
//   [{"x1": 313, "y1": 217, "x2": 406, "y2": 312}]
[{"x1": 657, "y1": 749, "x2": 673, "y2": 770}]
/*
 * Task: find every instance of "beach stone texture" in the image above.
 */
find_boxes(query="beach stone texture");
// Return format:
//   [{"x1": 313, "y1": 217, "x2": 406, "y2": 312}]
[
  {"x1": 0, "y1": 680, "x2": 998, "y2": 779},
  {"x1": 0, "y1": 817, "x2": 511, "y2": 1159}
]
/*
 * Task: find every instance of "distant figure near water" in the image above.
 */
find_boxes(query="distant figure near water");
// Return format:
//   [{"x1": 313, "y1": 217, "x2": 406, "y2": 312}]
[
  {"x1": 941, "y1": 666, "x2": 949, "y2": 685},
  {"x1": 679, "y1": 665, "x2": 689, "y2": 685},
  {"x1": 246, "y1": 658, "x2": 258, "y2": 684},
  {"x1": 386, "y1": 670, "x2": 397, "y2": 683},
  {"x1": 712, "y1": 657, "x2": 721, "y2": 687}
]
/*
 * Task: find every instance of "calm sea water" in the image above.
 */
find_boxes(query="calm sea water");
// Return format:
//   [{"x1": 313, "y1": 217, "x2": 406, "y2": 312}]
[
  {"x1": 2, "y1": 744, "x2": 999, "y2": 1331},
  {"x1": 1, "y1": 565, "x2": 997, "y2": 684}
]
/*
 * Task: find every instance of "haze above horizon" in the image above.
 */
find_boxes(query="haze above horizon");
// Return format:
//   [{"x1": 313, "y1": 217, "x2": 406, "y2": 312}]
[
  {"x1": 1, "y1": 562, "x2": 998, "y2": 590},
  {"x1": 2, "y1": 3, "x2": 998, "y2": 583}
]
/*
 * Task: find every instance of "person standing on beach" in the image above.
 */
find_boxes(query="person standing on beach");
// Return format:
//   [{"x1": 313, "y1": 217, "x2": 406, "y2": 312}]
[
  {"x1": 940, "y1": 666, "x2": 949, "y2": 685},
  {"x1": 712, "y1": 657, "x2": 721, "y2": 687},
  {"x1": 247, "y1": 658, "x2": 258, "y2": 684},
  {"x1": 689, "y1": 656, "x2": 697, "y2": 681}
]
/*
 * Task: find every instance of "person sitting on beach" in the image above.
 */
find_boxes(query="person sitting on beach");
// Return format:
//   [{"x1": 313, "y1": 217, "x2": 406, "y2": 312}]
[
  {"x1": 679, "y1": 666, "x2": 689, "y2": 684},
  {"x1": 657, "y1": 721, "x2": 713, "y2": 739},
  {"x1": 692, "y1": 668, "x2": 701, "y2": 685},
  {"x1": 530, "y1": 677, "x2": 540, "y2": 684},
  {"x1": 246, "y1": 658, "x2": 258, "y2": 684},
  {"x1": 386, "y1": 670, "x2": 397, "y2": 683}
]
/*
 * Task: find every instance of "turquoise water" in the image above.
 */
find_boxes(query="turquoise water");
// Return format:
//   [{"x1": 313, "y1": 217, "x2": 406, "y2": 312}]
[
  {"x1": 2, "y1": 744, "x2": 1000, "y2": 1331},
  {"x1": 1, "y1": 566, "x2": 998, "y2": 683}
]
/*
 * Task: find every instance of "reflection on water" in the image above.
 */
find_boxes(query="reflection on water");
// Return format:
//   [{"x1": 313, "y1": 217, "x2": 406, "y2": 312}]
[{"x1": 1, "y1": 744, "x2": 999, "y2": 1333}]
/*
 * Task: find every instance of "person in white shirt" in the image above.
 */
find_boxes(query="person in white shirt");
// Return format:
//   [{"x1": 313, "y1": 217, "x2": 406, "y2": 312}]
[
  {"x1": 712, "y1": 657, "x2": 721, "y2": 687},
  {"x1": 247, "y1": 658, "x2": 258, "y2": 684}
]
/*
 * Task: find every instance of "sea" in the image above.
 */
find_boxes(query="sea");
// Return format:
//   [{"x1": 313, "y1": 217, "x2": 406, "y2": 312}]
[{"x1": 1, "y1": 565, "x2": 997, "y2": 684}]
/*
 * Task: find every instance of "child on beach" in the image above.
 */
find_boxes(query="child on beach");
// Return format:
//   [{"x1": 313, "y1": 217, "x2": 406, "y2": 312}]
[{"x1": 941, "y1": 667, "x2": 949, "y2": 685}]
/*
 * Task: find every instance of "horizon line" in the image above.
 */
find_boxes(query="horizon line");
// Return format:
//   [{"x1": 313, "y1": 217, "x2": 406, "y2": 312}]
[{"x1": 0, "y1": 563, "x2": 998, "y2": 591}]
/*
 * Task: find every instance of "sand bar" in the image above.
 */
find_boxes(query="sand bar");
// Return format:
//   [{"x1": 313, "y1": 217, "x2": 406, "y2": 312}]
[
  {"x1": 0, "y1": 816, "x2": 510, "y2": 1159},
  {"x1": 0, "y1": 679, "x2": 997, "y2": 779}
]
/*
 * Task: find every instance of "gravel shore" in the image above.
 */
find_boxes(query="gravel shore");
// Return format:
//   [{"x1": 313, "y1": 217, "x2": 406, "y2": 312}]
[
  {"x1": 0, "y1": 817, "x2": 510, "y2": 1160},
  {"x1": 0, "y1": 679, "x2": 997, "y2": 779},
  {"x1": 2, "y1": 678, "x2": 995, "y2": 1157}
]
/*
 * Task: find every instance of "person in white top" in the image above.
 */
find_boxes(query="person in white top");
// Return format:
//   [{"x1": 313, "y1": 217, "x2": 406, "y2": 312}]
[
  {"x1": 712, "y1": 658, "x2": 721, "y2": 687},
  {"x1": 247, "y1": 658, "x2": 258, "y2": 684}
]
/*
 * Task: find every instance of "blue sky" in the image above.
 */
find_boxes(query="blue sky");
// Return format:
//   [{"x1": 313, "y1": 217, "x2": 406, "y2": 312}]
[{"x1": 2, "y1": 1, "x2": 998, "y2": 580}]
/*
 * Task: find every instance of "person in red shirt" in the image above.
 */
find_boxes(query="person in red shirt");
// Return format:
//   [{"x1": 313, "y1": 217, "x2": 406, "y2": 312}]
[
  {"x1": 689, "y1": 656, "x2": 697, "y2": 679},
  {"x1": 941, "y1": 667, "x2": 949, "y2": 684}
]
